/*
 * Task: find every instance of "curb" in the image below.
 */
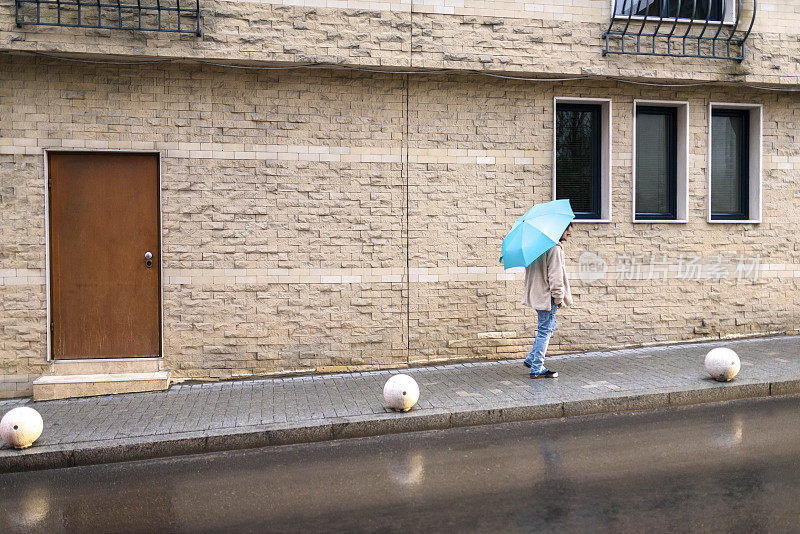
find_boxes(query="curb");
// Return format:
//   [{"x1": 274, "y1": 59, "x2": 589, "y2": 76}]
[{"x1": 2, "y1": 378, "x2": 800, "y2": 474}]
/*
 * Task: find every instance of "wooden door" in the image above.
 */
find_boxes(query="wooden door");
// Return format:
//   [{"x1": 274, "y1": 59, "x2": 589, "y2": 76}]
[{"x1": 49, "y1": 152, "x2": 161, "y2": 359}]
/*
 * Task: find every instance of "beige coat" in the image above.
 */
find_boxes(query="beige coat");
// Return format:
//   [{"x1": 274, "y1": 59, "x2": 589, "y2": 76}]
[{"x1": 522, "y1": 243, "x2": 573, "y2": 311}]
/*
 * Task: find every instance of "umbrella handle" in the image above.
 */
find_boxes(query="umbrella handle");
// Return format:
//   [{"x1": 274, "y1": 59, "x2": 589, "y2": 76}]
[{"x1": 499, "y1": 256, "x2": 503, "y2": 263}]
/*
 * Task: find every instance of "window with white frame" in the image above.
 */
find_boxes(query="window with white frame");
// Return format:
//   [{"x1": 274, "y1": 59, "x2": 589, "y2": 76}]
[
  {"x1": 614, "y1": 0, "x2": 735, "y2": 23},
  {"x1": 633, "y1": 101, "x2": 688, "y2": 223},
  {"x1": 708, "y1": 104, "x2": 762, "y2": 223},
  {"x1": 553, "y1": 98, "x2": 612, "y2": 222}
]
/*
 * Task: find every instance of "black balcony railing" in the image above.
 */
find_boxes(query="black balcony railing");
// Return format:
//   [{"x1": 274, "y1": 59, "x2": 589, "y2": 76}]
[
  {"x1": 15, "y1": 0, "x2": 201, "y2": 35},
  {"x1": 603, "y1": 0, "x2": 756, "y2": 61}
]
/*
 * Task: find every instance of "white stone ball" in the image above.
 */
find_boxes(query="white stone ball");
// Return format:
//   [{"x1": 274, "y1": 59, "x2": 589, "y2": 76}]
[
  {"x1": 383, "y1": 374, "x2": 420, "y2": 412},
  {"x1": 1, "y1": 407, "x2": 44, "y2": 449},
  {"x1": 705, "y1": 347, "x2": 741, "y2": 382}
]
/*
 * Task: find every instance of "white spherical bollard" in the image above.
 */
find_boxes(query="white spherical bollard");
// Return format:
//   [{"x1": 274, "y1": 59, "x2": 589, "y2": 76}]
[
  {"x1": 705, "y1": 347, "x2": 741, "y2": 382},
  {"x1": 1, "y1": 407, "x2": 44, "y2": 449},
  {"x1": 383, "y1": 374, "x2": 420, "y2": 412}
]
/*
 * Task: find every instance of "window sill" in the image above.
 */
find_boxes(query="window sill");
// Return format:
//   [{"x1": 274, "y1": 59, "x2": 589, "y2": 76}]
[
  {"x1": 707, "y1": 219, "x2": 761, "y2": 224},
  {"x1": 612, "y1": 15, "x2": 733, "y2": 26},
  {"x1": 632, "y1": 219, "x2": 688, "y2": 224},
  {"x1": 573, "y1": 219, "x2": 612, "y2": 224}
]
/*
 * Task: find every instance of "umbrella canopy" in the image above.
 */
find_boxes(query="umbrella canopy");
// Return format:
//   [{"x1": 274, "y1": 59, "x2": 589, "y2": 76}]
[{"x1": 501, "y1": 199, "x2": 574, "y2": 269}]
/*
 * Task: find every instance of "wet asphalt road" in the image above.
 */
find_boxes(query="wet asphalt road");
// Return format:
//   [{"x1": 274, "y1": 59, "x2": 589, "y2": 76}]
[{"x1": 2, "y1": 395, "x2": 800, "y2": 533}]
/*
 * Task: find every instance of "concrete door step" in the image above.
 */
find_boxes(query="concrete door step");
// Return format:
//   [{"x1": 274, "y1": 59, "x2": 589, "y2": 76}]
[
  {"x1": 52, "y1": 358, "x2": 161, "y2": 375},
  {"x1": 33, "y1": 371, "x2": 171, "y2": 401}
]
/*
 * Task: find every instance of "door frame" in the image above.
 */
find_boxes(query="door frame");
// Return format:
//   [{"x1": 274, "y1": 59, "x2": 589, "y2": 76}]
[{"x1": 44, "y1": 149, "x2": 165, "y2": 361}]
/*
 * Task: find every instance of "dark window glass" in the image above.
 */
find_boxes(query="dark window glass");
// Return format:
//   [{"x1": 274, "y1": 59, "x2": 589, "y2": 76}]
[
  {"x1": 711, "y1": 109, "x2": 749, "y2": 220},
  {"x1": 629, "y1": 0, "x2": 723, "y2": 21},
  {"x1": 556, "y1": 104, "x2": 602, "y2": 219},
  {"x1": 636, "y1": 106, "x2": 677, "y2": 220}
]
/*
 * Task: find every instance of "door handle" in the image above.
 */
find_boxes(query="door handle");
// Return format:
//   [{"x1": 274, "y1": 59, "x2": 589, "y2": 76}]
[{"x1": 145, "y1": 251, "x2": 153, "y2": 268}]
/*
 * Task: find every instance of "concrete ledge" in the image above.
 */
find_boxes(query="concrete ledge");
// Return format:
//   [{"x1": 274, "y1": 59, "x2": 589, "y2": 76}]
[
  {"x1": 770, "y1": 379, "x2": 800, "y2": 396},
  {"x1": 668, "y1": 382, "x2": 770, "y2": 406},
  {"x1": 2, "y1": 378, "x2": 799, "y2": 474},
  {"x1": 563, "y1": 392, "x2": 671, "y2": 417},
  {"x1": 497, "y1": 403, "x2": 565, "y2": 423}
]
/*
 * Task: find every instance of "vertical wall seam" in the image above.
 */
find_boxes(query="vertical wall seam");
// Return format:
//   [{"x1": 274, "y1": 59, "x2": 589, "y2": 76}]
[
  {"x1": 404, "y1": 72, "x2": 411, "y2": 364},
  {"x1": 406, "y1": 0, "x2": 413, "y2": 364}
]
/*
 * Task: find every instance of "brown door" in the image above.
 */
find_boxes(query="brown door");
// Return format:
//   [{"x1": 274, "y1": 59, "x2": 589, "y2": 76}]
[{"x1": 49, "y1": 152, "x2": 161, "y2": 359}]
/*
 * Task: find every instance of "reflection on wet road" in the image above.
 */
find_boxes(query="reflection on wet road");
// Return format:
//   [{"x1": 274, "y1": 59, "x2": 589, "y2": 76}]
[{"x1": 2, "y1": 395, "x2": 800, "y2": 533}]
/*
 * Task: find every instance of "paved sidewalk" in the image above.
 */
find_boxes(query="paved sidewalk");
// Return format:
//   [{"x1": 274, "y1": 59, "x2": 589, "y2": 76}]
[{"x1": 1, "y1": 335, "x2": 800, "y2": 472}]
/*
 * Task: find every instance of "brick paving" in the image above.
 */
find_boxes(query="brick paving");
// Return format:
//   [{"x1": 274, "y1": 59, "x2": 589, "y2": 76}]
[{"x1": 1, "y1": 335, "x2": 799, "y2": 462}]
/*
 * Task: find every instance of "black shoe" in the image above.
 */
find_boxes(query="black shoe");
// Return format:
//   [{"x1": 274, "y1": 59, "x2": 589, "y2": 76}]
[
  {"x1": 523, "y1": 361, "x2": 531, "y2": 368},
  {"x1": 530, "y1": 369, "x2": 558, "y2": 379}
]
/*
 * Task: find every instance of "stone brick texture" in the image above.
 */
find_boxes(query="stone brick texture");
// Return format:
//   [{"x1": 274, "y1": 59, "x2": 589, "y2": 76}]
[
  {"x1": 1, "y1": 1, "x2": 798, "y2": 84},
  {"x1": 1, "y1": 0, "x2": 800, "y2": 396}
]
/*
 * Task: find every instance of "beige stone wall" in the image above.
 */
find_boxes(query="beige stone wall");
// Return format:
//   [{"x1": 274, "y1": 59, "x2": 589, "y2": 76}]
[
  {"x1": 2, "y1": 54, "x2": 799, "y2": 397},
  {"x1": 406, "y1": 75, "x2": 800, "y2": 362},
  {"x1": 0, "y1": 56, "x2": 410, "y2": 396},
  {"x1": 0, "y1": 149, "x2": 47, "y2": 398},
  {"x1": 2, "y1": 1, "x2": 800, "y2": 84},
  {"x1": 0, "y1": 1, "x2": 413, "y2": 66}
]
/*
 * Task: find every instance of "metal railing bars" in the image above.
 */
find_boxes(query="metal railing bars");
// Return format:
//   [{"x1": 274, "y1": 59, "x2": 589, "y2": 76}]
[
  {"x1": 622, "y1": 0, "x2": 636, "y2": 53},
  {"x1": 726, "y1": 0, "x2": 743, "y2": 58},
  {"x1": 681, "y1": 0, "x2": 697, "y2": 56},
  {"x1": 695, "y1": 0, "x2": 713, "y2": 57},
  {"x1": 604, "y1": 0, "x2": 620, "y2": 52},
  {"x1": 651, "y1": 2, "x2": 667, "y2": 54},
  {"x1": 666, "y1": 0, "x2": 683, "y2": 55},
  {"x1": 739, "y1": 0, "x2": 756, "y2": 58},
  {"x1": 15, "y1": 0, "x2": 201, "y2": 35},
  {"x1": 603, "y1": 0, "x2": 757, "y2": 61},
  {"x1": 635, "y1": 0, "x2": 648, "y2": 53},
  {"x1": 711, "y1": 0, "x2": 727, "y2": 57}
]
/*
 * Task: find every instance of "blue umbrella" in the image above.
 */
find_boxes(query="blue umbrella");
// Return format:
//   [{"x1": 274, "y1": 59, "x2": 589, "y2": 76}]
[{"x1": 501, "y1": 199, "x2": 574, "y2": 269}]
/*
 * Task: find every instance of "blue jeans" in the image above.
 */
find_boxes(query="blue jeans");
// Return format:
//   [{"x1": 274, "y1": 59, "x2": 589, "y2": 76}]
[{"x1": 524, "y1": 302, "x2": 558, "y2": 374}]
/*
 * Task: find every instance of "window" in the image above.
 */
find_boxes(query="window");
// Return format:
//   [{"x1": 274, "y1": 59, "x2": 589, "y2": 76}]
[
  {"x1": 710, "y1": 109, "x2": 748, "y2": 220},
  {"x1": 552, "y1": 97, "x2": 612, "y2": 222},
  {"x1": 708, "y1": 104, "x2": 762, "y2": 223},
  {"x1": 616, "y1": 0, "x2": 725, "y2": 21},
  {"x1": 633, "y1": 101, "x2": 688, "y2": 222},
  {"x1": 555, "y1": 104, "x2": 602, "y2": 219},
  {"x1": 635, "y1": 106, "x2": 677, "y2": 220}
]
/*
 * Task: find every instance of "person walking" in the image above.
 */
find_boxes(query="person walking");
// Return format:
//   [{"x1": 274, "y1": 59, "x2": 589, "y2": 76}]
[{"x1": 522, "y1": 223, "x2": 573, "y2": 378}]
